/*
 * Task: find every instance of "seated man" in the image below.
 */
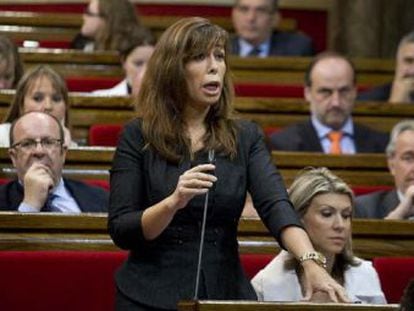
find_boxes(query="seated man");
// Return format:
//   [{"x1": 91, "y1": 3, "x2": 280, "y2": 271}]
[
  {"x1": 0, "y1": 111, "x2": 108, "y2": 213},
  {"x1": 269, "y1": 51, "x2": 388, "y2": 154},
  {"x1": 355, "y1": 120, "x2": 414, "y2": 219},
  {"x1": 358, "y1": 31, "x2": 414, "y2": 103},
  {"x1": 230, "y1": 0, "x2": 313, "y2": 57}
]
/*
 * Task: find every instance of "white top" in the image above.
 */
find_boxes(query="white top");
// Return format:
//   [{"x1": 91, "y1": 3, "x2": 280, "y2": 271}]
[
  {"x1": 92, "y1": 79, "x2": 129, "y2": 96},
  {"x1": 251, "y1": 251, "x2": 387, "y2": 304}
]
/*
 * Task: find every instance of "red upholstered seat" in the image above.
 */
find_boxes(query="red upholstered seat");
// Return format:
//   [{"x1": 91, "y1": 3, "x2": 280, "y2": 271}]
[
  {"x1": 235, "y1": 83, "x2": 304, "y2": 98},
  {"x1": 0, "y1": 251, "x2": 128, "y2": 311},
  {"x1": 352, "y1": 185, "x2": 394, "y2": 196},
  {"x1": 89, "y1": 124, "x2": 123, "y2": 147},
  {"x1": 240, "y1": 253, "x2": 274, "y2": 279},
  {"x1": 373, "y1": 257, "x2": 414, "y2": 303},
  {"x1": 65, "y1": 77, "x2": 122, "y2": 92}
]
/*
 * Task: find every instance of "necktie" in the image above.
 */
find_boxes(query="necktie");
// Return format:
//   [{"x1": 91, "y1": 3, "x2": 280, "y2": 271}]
[
  {"x1": 248, "y1": 46, "x2": 261, "y2": 57},
  {"x1": 42, "y1": 194, "x2": 59, "y2": 212},
  {"x1": 328, "y1": 131, "x2": 343, "y2": 154}
]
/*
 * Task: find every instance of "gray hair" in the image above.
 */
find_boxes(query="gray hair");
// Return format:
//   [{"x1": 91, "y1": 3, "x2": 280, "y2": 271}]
[{"x1": 386, "y1": 120, "x2": 414, "y2": 157}]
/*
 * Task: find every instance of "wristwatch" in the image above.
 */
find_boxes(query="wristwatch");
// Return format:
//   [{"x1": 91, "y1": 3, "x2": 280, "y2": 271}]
[{"x1": 299, "y1": 251, "x2": 327, "y2": 269}]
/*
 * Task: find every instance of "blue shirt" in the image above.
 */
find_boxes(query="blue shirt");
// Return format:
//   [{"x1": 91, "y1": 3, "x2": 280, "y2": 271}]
[
  {"x1": 311, "y1": 115, "x2": 356, "y2": 154},
  {"x1": 18, "y1": 178, "x2": 81, "y2": 213}
]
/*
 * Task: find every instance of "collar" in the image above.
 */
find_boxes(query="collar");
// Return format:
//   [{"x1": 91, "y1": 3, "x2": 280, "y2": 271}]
[
  {"x1": 311, "y1": 115, "x2": 354, "y2": 139},
  {"x1": 238, "y1": 37, "x2": 271, "y2": 57}
]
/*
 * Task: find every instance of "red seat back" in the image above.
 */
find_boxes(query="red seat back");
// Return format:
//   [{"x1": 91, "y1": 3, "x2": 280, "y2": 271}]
[
  {"x1": 89, "y1": 124, "x2": 123, "y2": 147},
  {"x1": 373, "y1": 257, "x2": 414, "y2": 303},
  {"x1": 240, "y1": 253, "x2": 274, "y2": 279},
  {"x1": 352, "y1": 185, "x2": 394, "y2": 196}
]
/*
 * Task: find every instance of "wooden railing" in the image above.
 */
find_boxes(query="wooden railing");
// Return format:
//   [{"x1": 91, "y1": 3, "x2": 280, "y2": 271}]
[{"x1": 0, "y1": 212, "x2": 412, "y2": 261}]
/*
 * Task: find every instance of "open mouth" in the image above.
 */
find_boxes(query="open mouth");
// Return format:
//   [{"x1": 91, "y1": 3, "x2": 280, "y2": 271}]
[{"x1": 203, "y1": 81, "x2": 221, "y2": 95}]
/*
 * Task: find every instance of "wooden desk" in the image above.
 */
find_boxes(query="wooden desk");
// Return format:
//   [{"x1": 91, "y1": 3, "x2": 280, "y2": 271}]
[
  {"x1": 178, "y1": 300, "x2": 398, "y2": 311},
  {"x1": 0, "y1": 213, "x2": 413, "y2": 259}
]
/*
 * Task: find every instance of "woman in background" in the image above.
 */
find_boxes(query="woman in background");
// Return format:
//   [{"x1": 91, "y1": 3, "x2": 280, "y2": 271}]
[
  {"x1": 252, "y1": 167, "x2": 386, "y2": 304},
  {"x1": 0, "y1": 35, "x2": 23, "y2": 89},
  {"x1": 71, "y1": 0, "x2": 144, "y2": 51},
  {"x1": 108, "y1": 17, "x2": 349, "y2": 311},
  {"x1": 93, "y1": 26, "x2": 155, "y2": 96},
  {"x1": 0, "y1": 65, "x2": 75, "y2": 147}
]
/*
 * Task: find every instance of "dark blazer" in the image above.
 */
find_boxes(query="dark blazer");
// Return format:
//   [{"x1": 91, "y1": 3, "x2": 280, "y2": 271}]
[
  {"x1": 354, "y1": 189, "x2": 399, "y2": 219},
  {"x1": 230, "y1": 31, "x2": 314, "y2": 56},
  {"x1": 357, "y1": 83, "x2": 392, "y2": 101},
  {"x1": 70, "y1": 33, "x2": 94, "y2": 50},
  {"x1": 269, "y1": 119, "x2": 389, "y2": 153},
  {"x1": 108, "y1": 118, "x2": 302, "y2": 309},
  {"x1": 0, "y1": 178, "x2": 108, "y2": 212}
]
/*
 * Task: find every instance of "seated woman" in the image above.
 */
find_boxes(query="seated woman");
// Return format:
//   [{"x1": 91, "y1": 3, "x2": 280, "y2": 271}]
[
  {"x1": 92, "y1": 26, "x2": 155, "y2": 96},
  {"x1": 251, "y1": 167, "x2": 386, "y2": 304},
  {"x1": 0, "y1": 35, "x2": 23, "y2": 89},
  {"x1": 71, "y1": 0, "x2": 144, "y2": 52},
  {"x1": 0, "y1": 65, "x2": 76, "y2": 147}
]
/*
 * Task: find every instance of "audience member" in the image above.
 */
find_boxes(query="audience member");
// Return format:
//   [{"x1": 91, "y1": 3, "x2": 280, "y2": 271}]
[
  {"x1": 93, "y1": 26, "x2": 155, "y2": 95},
  {"x1": 355, "y1": 120, "x2": 414, "y2": 219},
  {"x1": 252, "y1": 167, "x2": 386, "y2": 303},
  {"x1": 400, "y1": 278, "x2": 414, "y2": 311},
  {"x1": 269, "y1": 51, "x2": 388, "y2": 153},
  {"x1": 230, "y1": 0, "x2": 313, "y2": 57},
  {"x1": 0, "y1": 111, "x2": 108, "y2": 213},
  {"x1": 71, "y1": 0, "x2": 142, "y2": 51},
  {"x1": 0, "y1": 65, "x2": 76, "y2": 147},
  {"x1": 358, "y1": 31, "x2": 414, "y2": 103},
  {"x1": 0, "y1": 35, "x2": 23, "y2": 89},
  {"x1": 108, "y1": 17, "x2": 349, "y2": 311}
]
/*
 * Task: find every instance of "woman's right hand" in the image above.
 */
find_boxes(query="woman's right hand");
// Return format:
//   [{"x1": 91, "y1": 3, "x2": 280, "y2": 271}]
[{"x1": 168, "y1": 164, "x2": 216, "y2": 211}]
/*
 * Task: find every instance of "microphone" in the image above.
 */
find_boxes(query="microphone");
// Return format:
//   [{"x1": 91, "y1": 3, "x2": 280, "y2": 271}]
[{"x1": 193, "y1": 149, "x2": 215, "y2": 300}]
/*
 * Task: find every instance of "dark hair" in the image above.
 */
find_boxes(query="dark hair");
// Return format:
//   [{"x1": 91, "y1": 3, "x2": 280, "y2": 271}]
[
  {"x1": 4, "y1": 65, "x2": 70, "y2": 127},
  {"x1": 234, "y1": 0, "x2": 279, "y2": 12},
  {"x1": 136, "y1": 17, "x2": 237, "y2": 163},
  {"x1": 117, "y1": 26, "x2": 155, "y2": 60},
  {"x1": 9, "y1": 111, "x2": 64, "y2": 147},
  {"x1": 400, "y1": 278, "x2": 414, "y2": 311},
  {"x1": 304, "y1": 51, "x2": 356, "y2": 87},
  {"x1": 0, "y1": 35, "x2": 23, "y2": 88}
]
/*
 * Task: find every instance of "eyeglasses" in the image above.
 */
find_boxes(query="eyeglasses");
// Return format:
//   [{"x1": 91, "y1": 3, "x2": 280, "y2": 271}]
[
  {"x1": 11, "y1": 138, "x2": 63, "y2": 152},
  {"x1": 83, "y1": 7, "x2": 104, "y2": 18}
]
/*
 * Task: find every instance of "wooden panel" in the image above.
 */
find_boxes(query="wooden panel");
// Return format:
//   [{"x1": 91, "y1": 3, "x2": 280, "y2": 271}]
[
  {"x1": 178, "y1": 300, "x2": 398, "y2": 311},
  {"x1": 0, "y1": 213, "x2": 412, "y2": 262}
]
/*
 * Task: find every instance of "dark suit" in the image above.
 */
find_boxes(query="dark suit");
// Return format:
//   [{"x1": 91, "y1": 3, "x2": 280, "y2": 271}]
[
  {"x1": 230, "y1": 31, "x2": 314, "y2": 56},
  {"x1": 357, "y1": 83, "x2": 392, "y2": 101},
  {"x1": 269, "y1": 119, "x2": 388, "y2": 153},
  {"x1": 108, "y1": 119, "x2": 302, "y2": 309},
  {"x1": 0, "y1": 178, "x2": 108, "y2": 212},
  {"x1": 354, "y1": 189, "x2": 399, "y2": 219}
]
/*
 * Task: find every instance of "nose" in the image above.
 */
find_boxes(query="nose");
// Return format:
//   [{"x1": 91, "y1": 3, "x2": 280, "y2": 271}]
[
  {"x1": 207, "y1": 55, "x2": 219, "y2": 74},
  {"x1": 43, "y1": 98, "x2": 53, "y2": 112},
  {"x1": 333, "y1": 214, "x2": 345, "y2": 231},
  {"x1": 330, "y1": 90, "x2": 341, "y2": 107}
]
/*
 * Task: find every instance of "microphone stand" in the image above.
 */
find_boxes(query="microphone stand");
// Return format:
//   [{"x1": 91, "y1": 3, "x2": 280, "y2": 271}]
[{"x1": 193, "y1": 149, "x2": 215, "y2": 300}]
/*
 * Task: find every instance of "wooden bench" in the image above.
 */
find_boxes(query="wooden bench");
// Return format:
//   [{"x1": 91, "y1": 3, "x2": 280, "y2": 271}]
[
  {"x1": 0, "y1": 212, "x2": 412, "y2": 259},
  {"x1": 14, "y1": 48, "x2": 395, "y2": 87}
]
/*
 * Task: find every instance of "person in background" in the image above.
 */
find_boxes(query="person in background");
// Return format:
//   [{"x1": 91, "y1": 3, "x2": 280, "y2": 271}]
[
  {"x1": 0, "y1": 111, "x2": 108, "y2": 213},
  {"x1": 399, "y1": 278, "x2": 414, "y2": 311},
  {"x1": 358, "y1": 31, "x2": 414, "y2": 103},
  {"x1": 269, "y1": 51, "x2": 388, "y2": 153},
  {"x1": 230, "y1": 0, "x2": 313, "y2": 57},
  {"x1": 355, "y1": 120, "x2": 414, "y2": 219},
  {"x1": 71, "y1": 0, "x2": 143, "y2": 52},
  {"x1": 93, "y1": 26, "x2": 155, "y2": 96},
  {"x1": 0, "y1": 35, "x2": 23, "y2": 89},
  {"x1": 0, "y1": 65, "x2": 76, "y2": 147},
  {"x1": 108, "y1": 17, "x2": 349, "y2": 311},
  {"x1": 252, "y1": 167, "x2": 386, "y2": 303}
]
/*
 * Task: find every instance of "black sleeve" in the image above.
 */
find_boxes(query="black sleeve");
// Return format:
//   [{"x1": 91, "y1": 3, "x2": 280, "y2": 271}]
[{"x1": 108, "y1": 120, "x2": 147, "y2": 250}]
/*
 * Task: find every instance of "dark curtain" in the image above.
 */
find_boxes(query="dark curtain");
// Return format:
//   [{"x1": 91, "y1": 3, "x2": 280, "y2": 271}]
[{"x1": 330, "y1": 0, "x2": 414, "y2": 58}]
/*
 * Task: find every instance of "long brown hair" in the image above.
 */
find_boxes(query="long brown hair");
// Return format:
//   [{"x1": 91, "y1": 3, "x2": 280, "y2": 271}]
[
  {"x1": 95, "y1": 0, "x2": 143, "y2": 51},
  {"x1": 0, "y1": 35, "x2": 23, "y2": 88},
  {"x1": 136, "y1": 17, "x2": 237, "y2": 163}
]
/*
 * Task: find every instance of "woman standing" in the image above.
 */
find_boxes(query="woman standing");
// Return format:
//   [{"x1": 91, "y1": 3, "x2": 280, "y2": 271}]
[{"x1": 108, "y1": 17, "x2": 348, "y2": 310}]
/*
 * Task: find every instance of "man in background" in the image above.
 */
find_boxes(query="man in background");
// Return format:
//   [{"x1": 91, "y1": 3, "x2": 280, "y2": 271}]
[
  {"x1": 230, "y1": 0, "x2": 313, "y2": 57},
  {"x1": 269, "y1": 52, "x2": 388, "y2": 153},
  {"x1": 0, "y1": 111, "x2": 108, "y2": 213}
]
